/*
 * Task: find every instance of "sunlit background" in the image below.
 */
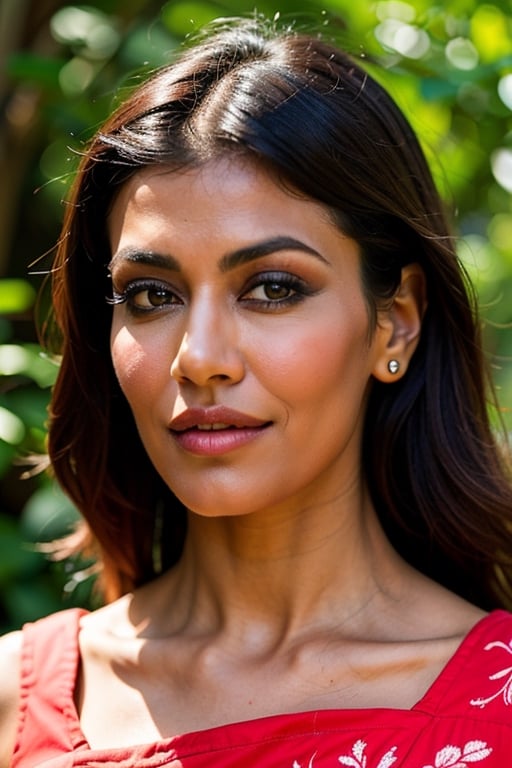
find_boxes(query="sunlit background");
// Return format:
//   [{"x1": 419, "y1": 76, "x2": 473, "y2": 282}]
[{"x1": 0, "y1": 0, "x2": 511, "y2": 630}]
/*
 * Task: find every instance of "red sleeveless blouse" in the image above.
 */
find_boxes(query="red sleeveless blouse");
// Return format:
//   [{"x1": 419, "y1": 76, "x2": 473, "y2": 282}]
[{"x1": 12, "y1": 608, "x2": 512, "y2": 767}]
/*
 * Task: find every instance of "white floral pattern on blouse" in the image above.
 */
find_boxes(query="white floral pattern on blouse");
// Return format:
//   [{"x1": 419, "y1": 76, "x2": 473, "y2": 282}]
[
  {"x1": 421, "y1": 741, "x2": 493, "y2": 768},
  {"x1": 292, "y1": 739, "x2": 492, "y2": 768},
  {"x1": 337, "y1": 740, "x2": 397, "y2": 767},
  {"x1": 470, "y1": 637, "x2": 512, "y2": 708}
]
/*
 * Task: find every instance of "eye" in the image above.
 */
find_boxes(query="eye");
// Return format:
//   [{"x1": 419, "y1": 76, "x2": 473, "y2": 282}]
[
  {"x1": 132, "y1": 287, "x2": 177, "y2": 309},
  {"x1": 248, "y1": 281, "x2": 295, "y2": 301},
  {"x1": 109, "y1": 280, "x2": 181, "y2": 314},
  {"x1": 240, "y1": 272, "x2": 311, "y2": 309}
]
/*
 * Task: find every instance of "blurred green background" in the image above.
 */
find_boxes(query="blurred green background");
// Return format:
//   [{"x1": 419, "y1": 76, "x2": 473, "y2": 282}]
[{"x1": 1, "y1": 0, "x2": 511, "y2": 632}]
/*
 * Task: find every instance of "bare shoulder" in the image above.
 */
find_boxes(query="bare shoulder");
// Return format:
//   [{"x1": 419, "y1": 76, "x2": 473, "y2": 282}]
[
  {"x1": 396, "y1": 562, "x2": 487, "y2": 640},
  {"x1": 79, "y1": 593, "x2": 134, "y2": 637},
  {"x1": 0, "y1": 630, "x2": 23, "y2": 767}
]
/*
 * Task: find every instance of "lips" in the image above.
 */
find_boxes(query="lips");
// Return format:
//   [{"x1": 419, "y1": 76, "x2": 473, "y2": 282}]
[
  {"x1": 168, "y1": 406, "x2": 270, "y2": 456},
  {"x1": 169, "y1": 406, "x2": 269, "y2": 432}
]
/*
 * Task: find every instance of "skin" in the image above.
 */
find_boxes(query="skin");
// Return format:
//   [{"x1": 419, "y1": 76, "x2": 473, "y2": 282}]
[
  {"x1": 108, "y1": 158, "x2": 421, "y2": 524},
  {"x1": 0, "y1": 157, "x2": 484, "y2": 757}
]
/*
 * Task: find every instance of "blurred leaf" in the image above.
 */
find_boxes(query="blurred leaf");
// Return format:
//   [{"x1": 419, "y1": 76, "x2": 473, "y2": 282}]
[
  {"x1": 0, "y1": 319, "x2": 12, "y2": 344},
  {"x1": 50, "y1": 5, "x2": 121, "y2": 60},
  {"x1": 2, "y1": 579, "x2": 66, "y2": 626},
  {"x1": 6, "y1": 52, "x2": 65, "y2": 89},
  {"x1": 471, "y1": 4, "x2": 511, "y2": 62},
  {"x1": 0, "y1": 407, "x2": 25, "y2": 445},
  {"x1": 420, "y1": 77, "x2": 459, "y2": 100},
  {"x1": 21, "y1": 482, "x2": 80, "y2": 543},
  {"x1": 0, "y1": 280, "x2": 36, "y2": 315},
  {"x1": 0, "y1": 344, "x2": 58, "y2": 388},
  {"x1": 3, "y1": 388, "x2": 52, "y2": 434},
  {"x1": 161, "y1": 1, "x2": 224, "y2": 36},
  {"x1": 0, "y1": 441, "x2": 16, "y2": 476},
  {"x1": 0, "y1": 517, "x2": 41, "y2": 583}
]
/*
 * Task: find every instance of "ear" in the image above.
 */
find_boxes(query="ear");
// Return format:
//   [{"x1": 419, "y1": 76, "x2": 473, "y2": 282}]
[{"x1": 372, "y1": 263, "x2": 427, "y2": 383}]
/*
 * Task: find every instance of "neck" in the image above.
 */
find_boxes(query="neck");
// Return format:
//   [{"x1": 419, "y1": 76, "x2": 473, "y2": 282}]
[{"x1": 145, "y1": 483, "x2": 410, "y2": 646}]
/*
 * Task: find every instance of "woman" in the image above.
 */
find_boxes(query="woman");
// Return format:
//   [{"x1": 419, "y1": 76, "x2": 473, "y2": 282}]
[{"x1": 2, "y1": 18, "x2": 512, "y2": 766}]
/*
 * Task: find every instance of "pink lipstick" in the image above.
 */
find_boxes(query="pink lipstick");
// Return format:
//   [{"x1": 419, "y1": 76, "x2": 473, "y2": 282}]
[{"x1": 168, "y1": 406, "x2": 270, "y2": 456}]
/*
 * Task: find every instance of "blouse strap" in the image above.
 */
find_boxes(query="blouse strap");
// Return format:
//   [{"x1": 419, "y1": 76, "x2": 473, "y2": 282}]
[{"x1": 12, "y1": 608, "x2": 90, "y2": 766}]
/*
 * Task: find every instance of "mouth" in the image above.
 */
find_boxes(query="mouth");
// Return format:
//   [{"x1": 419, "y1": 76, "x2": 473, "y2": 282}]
[
  {"x1": 168, "y1": 407, "x2": 271, "y2": 456},
  {"x1": 169, "y1": 406, "x2": 270, "y2": 432}
]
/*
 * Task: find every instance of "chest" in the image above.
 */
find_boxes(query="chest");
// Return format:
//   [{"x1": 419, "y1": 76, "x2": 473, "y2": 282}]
[{"x1": 76, "y1": 634, "x2": 459, "y2": 750}]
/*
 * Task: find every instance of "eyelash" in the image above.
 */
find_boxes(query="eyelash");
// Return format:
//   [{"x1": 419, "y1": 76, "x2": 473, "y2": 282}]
[
  {"x1": 240, "y1": 272, "x2": 313, "y2": 309},
  {"x1": 107, "y1": 272, "x2": 314, "y2": 315},
  {"x1": 108, "y1": 279, "x2": 181, "y2": 314}
]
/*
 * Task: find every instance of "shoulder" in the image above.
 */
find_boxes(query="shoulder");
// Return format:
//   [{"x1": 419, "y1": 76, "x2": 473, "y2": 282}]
[
  {"x1": 79, "y1": 593, "x2": 142, "y2": 646},
  {"x1": 0, "y1": 631, "x2": 22, "y2": 768},
  {"x1": 468, "y1": 609, "x2": 512, "y2": 647},
  {"x1": 465, "y1": 609, "x2": 512, "y2": 690},
  {"x1": 421, "y1": 610, "x2": 512, "y2": 722}
]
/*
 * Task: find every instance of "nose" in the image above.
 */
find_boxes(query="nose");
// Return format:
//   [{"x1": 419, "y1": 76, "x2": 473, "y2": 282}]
[{"x1": 170, "y1": 296, "x2": 245, "y2": 387}]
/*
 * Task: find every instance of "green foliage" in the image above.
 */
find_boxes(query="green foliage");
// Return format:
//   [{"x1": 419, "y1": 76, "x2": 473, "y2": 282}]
[
  {"x1": 1, "y1": 0, "x2": 512, "y2": 631},
  {"x1": 0, "y1": 279, "x2": 95, "y2": 631}
]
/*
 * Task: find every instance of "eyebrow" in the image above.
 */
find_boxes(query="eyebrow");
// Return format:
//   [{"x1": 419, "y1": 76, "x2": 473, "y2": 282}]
[
  {"x1": 219, "y1": 237, "x2": 328, "y2": 271},
  {"x1": 108, "y1": 248, "x2": 180, "y2": 272},
  {"x1": 109, "y1": 236, "x2": 328, "y2": 273}
]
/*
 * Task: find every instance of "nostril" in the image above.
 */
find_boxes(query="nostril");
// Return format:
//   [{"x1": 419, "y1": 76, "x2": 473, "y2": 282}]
[{"x1": 168, "y1": 320, "x2": 245, "y2": 386}]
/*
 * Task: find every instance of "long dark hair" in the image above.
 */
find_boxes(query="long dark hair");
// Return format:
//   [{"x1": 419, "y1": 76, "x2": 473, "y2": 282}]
[{"x1": 43, "y1": 19, "x2": 512, "y2": 607}]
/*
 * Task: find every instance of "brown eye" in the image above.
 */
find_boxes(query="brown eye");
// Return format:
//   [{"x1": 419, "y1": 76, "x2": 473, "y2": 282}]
[
  {"x1": 110, "y1": 280, "x2": 182, "y2": 315},
  {"x1": 240, "y1": 271, "x2": 314, "y2": 310},
  {"x1": 143, "y1": 288, "x2": 174, "y2": 307},
  {"x1": 129, "y1": 288, "x2": 176, "y2": 310},
  {"x1": 263, "y1": 282, "x2": 293, "y2": 300}
]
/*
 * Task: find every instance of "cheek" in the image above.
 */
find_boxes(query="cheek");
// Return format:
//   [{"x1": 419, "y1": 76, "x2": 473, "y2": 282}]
[
  {"x1": 253, "y1": 307, "x2": 371, "y2": 403},
  {"x1": 110, "y1": 326, "x2": 165, "y2": 405}
]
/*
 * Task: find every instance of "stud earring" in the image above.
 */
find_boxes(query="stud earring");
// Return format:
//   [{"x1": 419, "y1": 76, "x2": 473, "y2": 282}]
[{"x1": 387, "y1": 359, "x2": 400, "y2": 375}]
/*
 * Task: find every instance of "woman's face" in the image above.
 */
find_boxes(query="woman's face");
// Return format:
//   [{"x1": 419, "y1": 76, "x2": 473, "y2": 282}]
[{"x1": 109, "y1": 158, "x2": 393, "y2": 519}]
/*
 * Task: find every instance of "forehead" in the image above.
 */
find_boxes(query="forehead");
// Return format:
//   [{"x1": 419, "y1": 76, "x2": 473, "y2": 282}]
[
  {"x1": 110, "y1": 156, "x2": 305, "y2": 212},
  {"x1": 107, "y1": 157, "x2": 344, "y2": 252}
]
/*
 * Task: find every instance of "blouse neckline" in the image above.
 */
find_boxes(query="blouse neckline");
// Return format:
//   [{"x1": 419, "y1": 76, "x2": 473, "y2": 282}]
[{"x1": 68, "y1": 609, "x2": 508, "y2": 755}]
